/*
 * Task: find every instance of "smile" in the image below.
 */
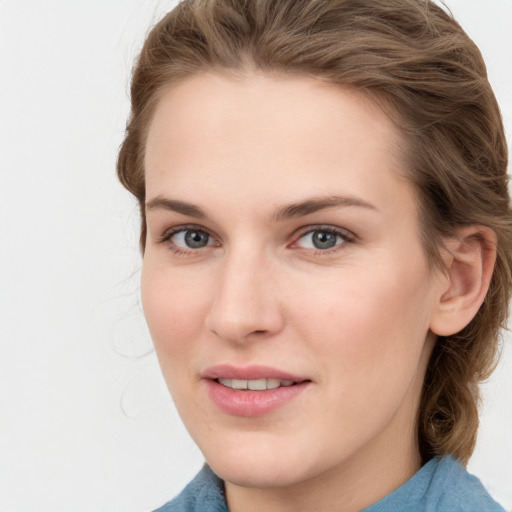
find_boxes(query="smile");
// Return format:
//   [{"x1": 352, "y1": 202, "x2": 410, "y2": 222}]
[
  {"x1": 202, "y1": 365, "x2": 311, "y2": 417},
  {"x1": 217, "y1": 378, "x2": 295, "y2": 390}
]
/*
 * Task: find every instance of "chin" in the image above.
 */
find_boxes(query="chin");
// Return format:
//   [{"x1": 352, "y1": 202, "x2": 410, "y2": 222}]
[
  {"x1": 198, "y1": 433, "x2": 325, "y2": 489},
  {"x1": 209, "y1": 457, "x2": 306, "y2": 489}
]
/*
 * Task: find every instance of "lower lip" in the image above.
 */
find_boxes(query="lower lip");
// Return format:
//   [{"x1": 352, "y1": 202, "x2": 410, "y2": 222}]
[{"x1": 205, "y1": 380, "x2": 309, "y2": 417}]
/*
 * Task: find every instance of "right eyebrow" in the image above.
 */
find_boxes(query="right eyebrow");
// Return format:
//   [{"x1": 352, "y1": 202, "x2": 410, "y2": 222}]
[
  {"x1": 271, "y1": 195, "x2": 378, "y2": 222},
  {"x1": 145, "y1": 196, "x2": 206, "y2": 218}
]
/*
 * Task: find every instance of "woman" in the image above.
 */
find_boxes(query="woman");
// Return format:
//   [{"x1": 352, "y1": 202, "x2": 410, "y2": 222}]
[{"x1": 117, "y1": 0, "x2": 511, "y2": 510}]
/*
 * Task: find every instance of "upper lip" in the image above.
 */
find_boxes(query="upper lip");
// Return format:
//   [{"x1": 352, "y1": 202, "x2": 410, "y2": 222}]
[{"x1": 201, "y1": 364, "x2": 309, "y2": 382}]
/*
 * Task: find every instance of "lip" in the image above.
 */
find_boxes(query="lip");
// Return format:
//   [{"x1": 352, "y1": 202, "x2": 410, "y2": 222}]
[
  {"x1": 201, "y1": 364, "x2": 307, "y2": 382},
  {"x1": 202, "y1": 364, "x2": 311, "y2": 417}
]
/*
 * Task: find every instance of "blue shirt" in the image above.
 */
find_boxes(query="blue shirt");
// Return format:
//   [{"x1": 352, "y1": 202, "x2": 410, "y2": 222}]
[{"x1": 154, "y1": 456, "x2": 505, "y2": 512}]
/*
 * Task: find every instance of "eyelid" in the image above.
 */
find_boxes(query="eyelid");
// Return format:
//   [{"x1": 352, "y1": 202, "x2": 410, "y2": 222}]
[
  {"x1": 156, "y1": 223, "x2": 355, "y2": 254},
  {"x1": 290, "y1": 225, "x2": 356, "y2": 250},
  {"x1": 159, "y1": 224, "x2": 219, "y2": 250}
]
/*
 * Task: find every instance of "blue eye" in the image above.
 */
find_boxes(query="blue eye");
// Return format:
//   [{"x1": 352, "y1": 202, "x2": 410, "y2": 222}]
[
  {"x1": 171, "y1": 229, "x2": 213, "y2": 249},
  {"x1": 296, "y1": 229, "x2": 347, "y2": 250}
]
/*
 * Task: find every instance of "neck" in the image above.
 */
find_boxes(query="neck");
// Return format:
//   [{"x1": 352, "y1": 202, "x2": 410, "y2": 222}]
[
  {"x1": 224, "y1": 353, "x2": 430, "y2": 512},
  {"x1": 225, "y1": 424, "x2": 422, "y2": 512}
]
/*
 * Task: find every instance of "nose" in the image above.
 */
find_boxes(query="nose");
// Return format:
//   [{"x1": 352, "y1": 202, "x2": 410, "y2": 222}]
[{"x1": 205, "y1": 250, "x2": 285, "y2": 344}]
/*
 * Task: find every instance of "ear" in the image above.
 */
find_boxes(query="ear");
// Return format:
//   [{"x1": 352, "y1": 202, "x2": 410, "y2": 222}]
[{"x1": 429, "y1": 225, "x2": 497, "y2": 337}]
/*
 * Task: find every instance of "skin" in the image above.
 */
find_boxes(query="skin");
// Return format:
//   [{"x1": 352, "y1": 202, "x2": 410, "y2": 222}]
[{"x1": 141, "y1": 71, "x2": 455, "y2": 512}]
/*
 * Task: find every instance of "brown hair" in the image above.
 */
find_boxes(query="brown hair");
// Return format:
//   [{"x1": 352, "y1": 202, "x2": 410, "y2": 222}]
[{"x1": 117, "y1": 0, "x2": 512, "y2": 464}]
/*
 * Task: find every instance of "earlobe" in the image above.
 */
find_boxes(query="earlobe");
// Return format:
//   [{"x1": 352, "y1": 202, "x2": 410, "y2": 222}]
[{"x1": 429, "y1": 226, "x2": 497, "y2": 337}]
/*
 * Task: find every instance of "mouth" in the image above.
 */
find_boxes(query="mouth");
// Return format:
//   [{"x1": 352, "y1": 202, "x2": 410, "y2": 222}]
[
  {"x1": 202, "y1": 365, "x2": 311, "y2": 417},
  {"x1": 202, "y1": 363, "x2": 308, "y2": 382},
  {"x1": 216, "y1": 378, "x2": 297, "y2": 390}
]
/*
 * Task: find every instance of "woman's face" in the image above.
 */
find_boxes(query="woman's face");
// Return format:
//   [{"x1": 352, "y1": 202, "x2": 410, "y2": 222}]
[{"x1": 142, "y1": 72, "x2": 447, "y2": 493}]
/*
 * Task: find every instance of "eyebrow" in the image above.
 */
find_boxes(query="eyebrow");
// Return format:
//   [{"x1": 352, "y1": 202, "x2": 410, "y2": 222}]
[
  {"x1": 145, "y1": 196, "x2": 206, "y2": 218},
  {"x1": 145, "y1": 194, "x2": 377, "y2": 221},
  {"x1": 271, "y1": 195, "x2": 378, "y2": 222}
]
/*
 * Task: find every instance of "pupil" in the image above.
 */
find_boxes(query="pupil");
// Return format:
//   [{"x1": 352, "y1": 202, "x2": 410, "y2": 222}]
[
  {"x1": 185, "y1": 230, "x2": 209, "y2": 248},
  {"x1": 312, "y1": 231, "x2": 336, "y2": 249}
]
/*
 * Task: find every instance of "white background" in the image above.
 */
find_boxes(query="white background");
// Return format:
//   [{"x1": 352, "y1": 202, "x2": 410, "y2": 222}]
[{"x1": 0, "y1": 1, "x2": 511, "y2": 511}]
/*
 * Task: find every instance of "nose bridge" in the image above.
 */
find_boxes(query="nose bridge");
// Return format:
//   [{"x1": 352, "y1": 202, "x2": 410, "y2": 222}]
[{"x1": 206, "y1": 243, "x2": 283, "y2": 342}]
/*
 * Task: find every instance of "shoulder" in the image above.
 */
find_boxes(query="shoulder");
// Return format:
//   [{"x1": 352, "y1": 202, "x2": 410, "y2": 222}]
[
  {"x1": 430, "y1": 456, "x2": 505, "y2": 512},
  {"x1": 364, "y1": 456, "x2": 505, "y2": 512},
  {"x1": 152, "y1": 464, "x2": 229, "y2": 512}
]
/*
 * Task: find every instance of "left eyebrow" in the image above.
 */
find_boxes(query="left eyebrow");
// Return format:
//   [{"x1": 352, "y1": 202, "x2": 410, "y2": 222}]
[
  {"x1": 271, "y1": 195, "x2": 378, "y2": 222},
  {"x1": 145, "y1": 196, "x2": 207, "y2": 218}
]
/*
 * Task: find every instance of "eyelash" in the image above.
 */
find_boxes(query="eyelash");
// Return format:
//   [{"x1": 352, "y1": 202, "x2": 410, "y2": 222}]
[
  {"x1": 292, "y1": 225, "x2": 356, "y2": 254},
  {"x1": 159, "y1": 224, "x2": 218, "y2": 255},
  {"x1": 158, "y1": 224, "x2": 356, "y2": 256}
]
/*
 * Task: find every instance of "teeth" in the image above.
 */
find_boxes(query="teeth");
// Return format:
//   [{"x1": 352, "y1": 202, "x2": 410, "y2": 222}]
[
  {"x1": 231, "y1": 379, "x2": 248, "y2": 390},
  {"x1": 266, "y1": 378, "x2": 280, "y2": 389},
  {"x1": 217, "y1": 378, "x2": 296, "y2": 390},
  {"x1": 248, "y1": 379, "x2": 266, "y2": 390}
]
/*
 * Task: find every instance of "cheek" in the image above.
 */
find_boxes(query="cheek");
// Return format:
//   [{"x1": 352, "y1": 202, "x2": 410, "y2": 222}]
[
  {"x1": 296, "y1": 260, "x2": 434, "y2": 382},
  {"x1": 140, "y1": 263, "x2": 210, "y2": 371}
]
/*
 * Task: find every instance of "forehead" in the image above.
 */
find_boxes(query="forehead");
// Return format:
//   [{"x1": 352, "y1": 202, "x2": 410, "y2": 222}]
[{"x1": 144, "y1": 71, "x2": 411, "y2": 217}]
